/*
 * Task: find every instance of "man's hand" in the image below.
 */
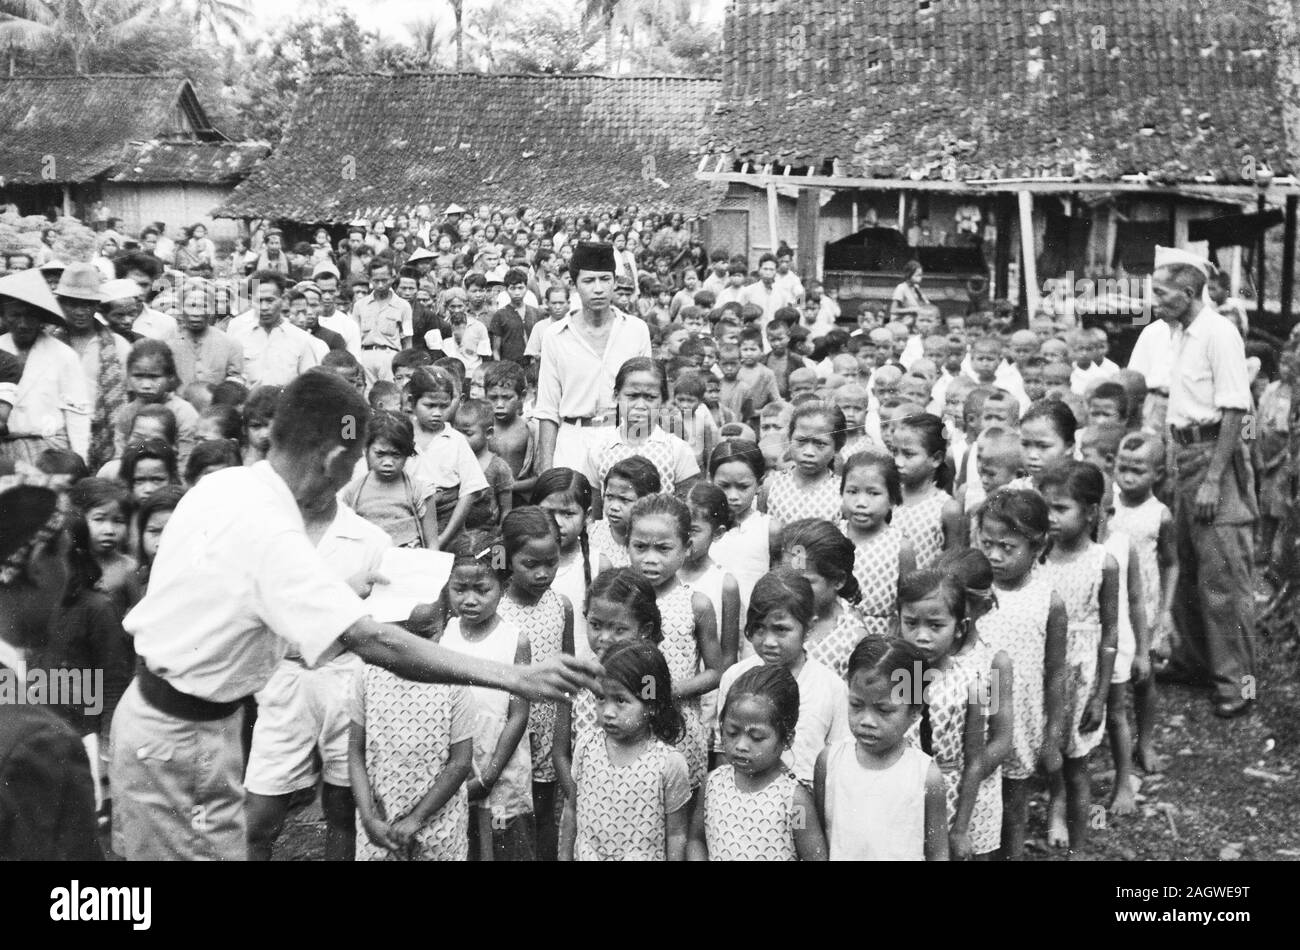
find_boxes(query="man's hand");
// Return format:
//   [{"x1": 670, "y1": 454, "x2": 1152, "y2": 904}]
[
  {"x1": 1194, "y1": 477, "x2": 1220, "y2": 523},
  {"x1": 346, "y1": 569, "x2": 389, "y2": 599},
  {"x1": 513, "y1": 654, "x2": 603, "y2": 703}
]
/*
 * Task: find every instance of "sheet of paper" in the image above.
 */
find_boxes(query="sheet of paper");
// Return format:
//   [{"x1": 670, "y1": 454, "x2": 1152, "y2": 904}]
[{"x1": 362, "y1": 547, "x2": 454, "y2": 623}]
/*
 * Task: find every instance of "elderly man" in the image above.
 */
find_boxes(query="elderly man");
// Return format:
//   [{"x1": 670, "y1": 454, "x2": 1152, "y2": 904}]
[
  {"x1": 0, "y1": 271, "x2": 91, "y2": 466},
  {"x1": 0, "y1": 475, "x2": 102, "y2": 860},
  {"x1": 535, "y1": 242, "x2": 652, "y2": 472},
  {"x1": 1151, "y1": 262, "x2": 1257, "y2": 719},
  {"x1": 166, "y1": 277, "x2": 244, "y2": 387},
  {"x1": 110, "y1": 370, "x2": 599, "y2": 860}
]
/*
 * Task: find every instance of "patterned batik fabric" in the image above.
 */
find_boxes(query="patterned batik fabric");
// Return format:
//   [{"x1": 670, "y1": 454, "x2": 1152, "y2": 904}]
[
  {"x1": 588, "y1": 518, "x2": 630, "y2": 569},
  {"x1": 703, "y1": 765, "x2": 800, "y2": 861},
  {"x1": 765, "y1": 469, "x2": 842, "y2": 526},
  {"x1": 498, "y1": 588, "x2": 567, "y2": 782},
  {"x1": 1041, "y1": 543, "x2": 1108, "y2": 758},
  {"x1": 979, "y1": 569, "x2": 1054, "y2": 780},
  {"x1": 658, "y1": 582, "x2": 709, "y2": 788},
  {"x1": 354, "y1": 666, "x2": 468, "y2": 861},
  {"x1": 805, "y1": 599, "x2": 871, "y2": 680},
  {"x1": 849, "y1": 523, "x2": 902, "y2": 636},
  {"x1": 892, "y1": 488, "x2": 952, "y2": 570},
  {"x1": 572, "y1": 731, "x2": 685, "y2": 861},
  {"x1": 1109, "y1": 494, "x2": 1168, "y2": 650}
]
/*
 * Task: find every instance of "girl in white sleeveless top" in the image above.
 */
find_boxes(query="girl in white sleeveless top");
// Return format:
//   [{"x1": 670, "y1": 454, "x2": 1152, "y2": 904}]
[{"x1": 815, "y1": 635, "x2": 949, "y2": 861}]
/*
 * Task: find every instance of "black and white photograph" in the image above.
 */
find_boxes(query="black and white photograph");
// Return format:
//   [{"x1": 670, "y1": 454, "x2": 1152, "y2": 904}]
[{"x1": 0, "y1": 0, "x2": 1292, "y2": 916}]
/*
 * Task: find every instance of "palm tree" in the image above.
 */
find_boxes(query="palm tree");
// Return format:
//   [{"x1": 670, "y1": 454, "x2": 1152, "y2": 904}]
[
  {"x1": 173, "y1": 0, "x2": 250, "y2": 43},
  {"x1": 406, "y1": 14, "x2": 443, "y2": 68},
  {"x1": 0, "y1": 0, "x2": 55, "y2": 75},
  {"x1": 466, "y1": 0, "x2": 510, "y2": 71},
  {"x1": 0, "y1": 0, "x2": 159, "y2": 73},
  {"x1": 582, "y1": 0, "x2": 620, "y2": 69},
  {"x1": 447, "y1": 0, "x2": 464, "y2": 71}
]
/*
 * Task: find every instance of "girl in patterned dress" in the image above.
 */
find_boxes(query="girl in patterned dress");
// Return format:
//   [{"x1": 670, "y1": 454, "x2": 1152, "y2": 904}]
[
  {"x1": 532, "y1": 469, "x2": 595, "y2": 660},
  {"x1": 709, "y1": 440, "x2": 772, "y2": 634},
  {"x1": 1037, "y1": 460, "x2": 1119, "y2": 854},
  {"x1": 689, "y1": 665, "x2": 828, "y2": 861},
  {"x1": 586, "y1": 357, "x2": 700, "y2": 498},
  {"x1": 840, "y1": 451, "x2": 916, "y2": 638},
  {"x1": 890, "y1": 413, "x2": 960, "y2": 569},
  {"x1": 496, "y1": 506, "x2": 574, "y2": 862},
  {"x1": 814, "y1": 636, "x2": 949, "y2": 861},
  {"x1": 1013, "y1": 399, "x2": 1077, "y2": 490},
  {"x1": 588, "y1": 455, "x2": 660, "y2": 572},
  {"x1": 779, "y1": 519, "x2": 869, "y2": 679},
  {"x1": 716, "y1": 569, "x2": 849, "y2": 784},
  {"x1": 897, "y1": 564, "x2": 1009, "y2": 860},
  {"x1": 559, "y1": 640, "x2": 691, "y2": 861},
  {"x1": 440, "y1": 550, "x2": 535, "y2": 861},
  {"x1": 679, "y1": 483, "x2": 741, "y2": 765},
  {"x1": 552, "y1": 568, "x2": 663, "y2": 812},
  {"x1": 349, "y1": 634, "x2": 474, "y2": 861},
  {"x1": 762, "y1": 401, "x2": 845, "y2": 531},
  {"x1": 973, "y1": 488, "x2": 1068, "y2": 860},
  {"x1": 627, "y1": 494, "x2": 723, "y2": 793}
]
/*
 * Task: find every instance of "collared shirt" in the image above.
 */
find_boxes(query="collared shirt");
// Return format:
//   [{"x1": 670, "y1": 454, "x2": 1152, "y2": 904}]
[
  {"x1": 1069, "y1": 358, "x2": 1119, "y2": 397},
  {"x1": 1166, "y1": 307, "x2": 1253, "y2": 429},
  {"x1": 524, "y1": 316, "x2": 554, "y2": 358},
  {"x1": 738, "y1": 281, "x2": 795, "y2": 327},
  {"x1": 534, "y1": 309, "x2": 652, "y2": 424},
  {"x1": 353, "y1": 292, "x2": 413, "y2": 350},
  {"x1": 68, "y1": 329, "x2": 130, "y2": 405},
  {"x1": 170, "y1": 327, "x2": 244, "y2": 386},
  {"x1": 132, "y1": 307, "x2": 179, "y2": 343},
  {"x1": 774, "y1": 270, "x2": 804, "y2": 302},
  {"x1": 407, "y1": 426, "x2": 490, "y2": 494},
  {"x1": 124, "y1": 461, "x2": 369, "y2": 701},
  {"x1": 230, "y1": 319, "x2": 319, "y2": 387},
  {"x1": 0, "y1": 332, "x2": 91, "y2": 459},
  {"x1": 1126, "y1": 319, "x2": 1172, "y2": 392}
]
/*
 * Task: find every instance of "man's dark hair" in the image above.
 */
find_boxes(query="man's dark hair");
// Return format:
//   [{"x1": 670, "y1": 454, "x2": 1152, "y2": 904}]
[
  {"x1": 113, "y1": 250, "x2": 163, "y2": 281},
  {"x1": 392, "y1": 347, "x2": 433, "y2": 372},
  {"x1": 758, "y1": 252, "x2": 778, "y2": 267},
  {"x1": 292, "y1": 242, "x2": 313, "y2": 256},
  {"x1": 463, "y1": 272, "x2": 487, "y2": 291},
  {"x1": 251, "y1": 269, "x2": 289, "y2": 294},
  {"x1": 270, "y1": 369, "x2": 368, "y2": 456},
  {"x1": 505, "y1": 268, "x2": 528, "y2": 287},
  {"x1": 368, "y1": 257, "x2": 393, "y2": 275},
  {"x1": 693, "y1": 289, "x2": 716, "y2": 309},
  {"x1": 484, "y1": 360, "x2": 526, "y2": 395},
  {"x1": 397, "y1": 265, "x2": 421, "y2": 283}
]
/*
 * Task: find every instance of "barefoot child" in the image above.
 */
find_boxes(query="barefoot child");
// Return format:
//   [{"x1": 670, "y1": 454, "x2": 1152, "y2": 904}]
[{"x1": 484, "y1": 361, "x2": 537, "y2": 507}]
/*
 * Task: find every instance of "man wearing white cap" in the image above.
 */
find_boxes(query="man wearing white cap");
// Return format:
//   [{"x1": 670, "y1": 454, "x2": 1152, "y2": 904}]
[
  {"x1": 535, "y1": 242, "x2": 651, "y2": 472},
  {"x1": 1128, "y1": 247, "x2": 1208, "y2": 431},
  {"x1": 0, "y1": 270, "x2": 91, "y2": 465},
  {"x1": 56, "y1": 264, "x2": 129, "y2": 470},
  {"x1": 1149, "y1": 259, "x2": 1257, "y2": 720}
]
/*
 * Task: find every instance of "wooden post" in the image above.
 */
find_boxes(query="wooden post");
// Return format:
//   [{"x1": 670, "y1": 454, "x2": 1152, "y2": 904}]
[
  {"x1": 1231, "y1": 245, "x2": 1243, "y2": 297},
  {"x1": 1282, "y1": 194, "x2": 1298, "y2": 328},
  {"x1": 898, "y1": 193, "x2": 906, "y2": 232},
  {"x1": 1018, "y1": 191, "x2": 1040, "y2": 317},
  {"x1": 61, "y1": 184, "x2": 72, "y2": 218},
  {"x1": 766, "y1": 180, "x2": 780, "y2": 256},
  {"x1": 1257, "y1": 192, "x2": 1268, "y2": 325},
  {"x1": 994, "y1": 193, "x2": 1013, "y2": 299},
  {"x1": 796, "y1": 188, "x2": 820, "y2": 281}
]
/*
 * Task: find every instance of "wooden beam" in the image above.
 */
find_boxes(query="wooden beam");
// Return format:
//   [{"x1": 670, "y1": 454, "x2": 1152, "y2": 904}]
[
  {"x1": 994, "y1": 194, "x2": 1013, "y2": 299},
  {"x1": 1257, "y1": 193, "x2": 1268, "y2": 326},
  {"x1": 1282, "y1": 194, "x2": 1297, "y2": 328},
  {"x1": 766, "y1": 181, "x2": 780, "y2": 257},
  {"x1": 796, "y1": 188, "x2": 820, "y2": 281},
  {"x1": 61, "y1": 184, "x2": 72, "y2": 218},
  {"x1": 1018, "y1": 191, "x2": 1040, "y2": 318}
]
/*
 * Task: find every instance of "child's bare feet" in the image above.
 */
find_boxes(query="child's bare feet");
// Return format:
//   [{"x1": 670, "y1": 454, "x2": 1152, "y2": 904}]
[
  {"x1": 1135, "y1": 745, "x2": 1167, "y2": 774},
  {"x1": 1108, "y1": 777, "x2": 1137, "y2": 816},
  {"x1": 1047, "y1": 796, "x2": 1069, "y2": 848}
]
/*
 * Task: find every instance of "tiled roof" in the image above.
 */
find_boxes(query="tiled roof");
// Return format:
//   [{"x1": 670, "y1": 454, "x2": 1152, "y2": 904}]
[
  {"x1": 704, "y1": 0, "x2": 1291, "y2": 183},
  {"x1": 107, "y1": 141, "x2": 271, "y2": 184},
  {"x1": 0, "y1": 75, "x2": 227, "y2": 184},
  {"x1": 218, "y1": 72, "x2": 725, "y2": 222}
]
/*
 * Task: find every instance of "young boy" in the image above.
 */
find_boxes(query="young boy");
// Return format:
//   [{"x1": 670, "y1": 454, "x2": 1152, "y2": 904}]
[
  {"x1": 367, "y1": 379, "x2": 402, "y2": 413},
  {"x1": 953, "y1": 425, "x2": 1024, "y2": 546},
  {"x1": 1110, "y1": 432, "x2": 1175, "y2": 774},
  {"x1": 483, "y1": 360, "x2": 536, "y2": 506},
  {"x1": 1079, "y1": 421, "x2": 1128, "y2": 474},
  {"x1": 764, "y1": 311, "x2": 806, "y2": 398},
  {"x1": 787, "y1": 366, "x2": 819, "y2": 402},
  {"x1": 960, "y1": 389, "x2": 1019, "y2": 501},
  {"x1": 702, "y1": 373, "x2": 736, "y2": 428},
  {"x1": 898, "y1": 373, "x2": 933, "y2": 409},
  {"x1": 1043, "y1": 360, "x2": 1074, "y2": 401},
  {"x1": 452, "y1": 397, "x2": 515, "y2": 550},
  {"x1": 834, "y1": 383, "x2": 874, "y2": 459},
  {"x1": 671, "y1": 370, "x2": 718, "y2": 470},
  {"x1": 717, "y1": 343, "x2": 755, "y2": 425},
  {"x1": 1020, "y1": 356, "x2": 1047, "y2": 403},
  {"x1": 1040, "y1": 337, "x2": 1069, "y2": 365},
  {"x1": 679, "y1": 305, "x2": 708, "y2": 336},
  {"x1": 968, "y1": 336, "x2": 1004, "y2": 387},
  {"x1": 758, "y1": 400, "x2": 792, "y2": 444},
  {"x1": 1088, "y1": 381, "x2": 1130, "y2": 428},
  {"x1": 406, "y1": 367, "x2": 488, "y2": 553},
  {"x1": 488, "y1": 268, "x2": 535, "y2": 364},
  {"x1": 392, "y1": 347, "x2": 433, "y2": 392}
]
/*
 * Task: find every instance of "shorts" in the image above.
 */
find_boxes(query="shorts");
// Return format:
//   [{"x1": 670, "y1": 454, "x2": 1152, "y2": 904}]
[
  {"x1": 244, "y1": 657, "x2": 358, "y2": 796},
  {"x1": 1110, "y1": 619, "x2": 1135, "y2": 685}
]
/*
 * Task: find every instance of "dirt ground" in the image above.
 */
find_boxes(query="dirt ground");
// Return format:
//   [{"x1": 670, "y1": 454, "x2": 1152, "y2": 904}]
[{"x1": 273, "y1": 628, "x2": 1300, "y2": 862}]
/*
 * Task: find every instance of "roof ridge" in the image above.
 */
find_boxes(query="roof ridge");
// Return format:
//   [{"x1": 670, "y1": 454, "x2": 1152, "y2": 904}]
[
  {"x1": 0, "y1": 72, "x2": 190, "y2": 80},
  {"x1": 306, "y1": 70, "x2": 719, "y2": 83}
]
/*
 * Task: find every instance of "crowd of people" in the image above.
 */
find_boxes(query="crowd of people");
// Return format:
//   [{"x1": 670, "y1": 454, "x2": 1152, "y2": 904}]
[{"x1": 0, "y1": 202, "x2": 1284, "y2": 862}]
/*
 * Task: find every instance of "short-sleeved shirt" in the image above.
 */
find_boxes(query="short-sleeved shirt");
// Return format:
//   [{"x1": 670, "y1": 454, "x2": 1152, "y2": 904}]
[
  {"x1": 1166, "y1": 307, "x2": 1253, "y2": 429},
  {"x1": 231, "y1": 320, "x2": 319, "y2": 387},
  {"x1": 1126, "y1": 319, "x2": 1172, "y2": 392},
  {"x1": 488, "y1": 306, "x2": 533, "y2": 364},
  {"x1": 533, "y1": 310, "x2": 652, "y2": 424},
  {"x1": 585, "y1": 427, "x2": 699, "y2": 495},
  {"x1": 407, "y1": 426, "x2": 490, "y2": 494},
  {"x1": 123, "y1": 461, "x2": 370, "y2": 701},
  {"x1": 353, "y1": 292, "x2": 414, "y2": 350}
]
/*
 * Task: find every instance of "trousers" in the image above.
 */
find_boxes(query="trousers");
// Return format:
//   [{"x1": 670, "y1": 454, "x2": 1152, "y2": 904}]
[{"x1": 1168, "y1": 437, "x2": 1257, "y2": 703}]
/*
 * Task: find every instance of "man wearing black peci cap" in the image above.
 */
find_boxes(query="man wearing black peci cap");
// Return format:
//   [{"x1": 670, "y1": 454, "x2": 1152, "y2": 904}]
[
  {"x1": 110, "y1": 369, "x2": 601, "y2": 860},
  {"x1": 534, "y1": 241, "x2": 652, "y2": 472}
]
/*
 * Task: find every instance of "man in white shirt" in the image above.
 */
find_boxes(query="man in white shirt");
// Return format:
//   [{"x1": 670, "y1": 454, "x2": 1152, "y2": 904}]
[
  {"x1": 773, "y1": 246, "x2": 805, "y2": 304},
  {"x1": 353, "y1": 259, "x2": 413, "y2": 382},
  {"x1": 230, "y1": 271, "x2": 319, "y2": 387},
  {"x1": 1150, "y1": 263, "x2": 1256, "y2": 720},
  {"x1": 1126, "y1": 317, "x2": 1172, "y2": 431},
  {"x1": 0, "y1": 270, "x2": 91, "y2": 464},
  {"x1": 535, "y1": 242, "x2": 652, "y2": 472},
  {"x1": 110, "y1": 370, "x2": 600, "y2": 860},
  {"x1": 739, "y1": 253, "x2": 796, "y2": 329},
  {"x1": 313, "y1": 268, "x2": 362, "y2": 359}
]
